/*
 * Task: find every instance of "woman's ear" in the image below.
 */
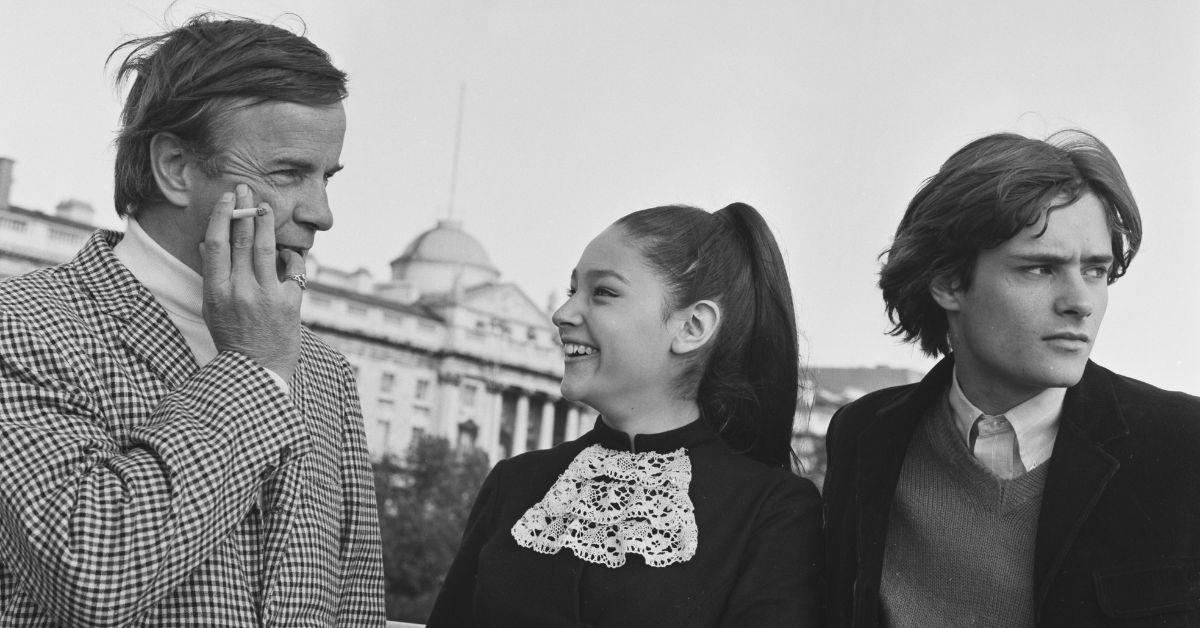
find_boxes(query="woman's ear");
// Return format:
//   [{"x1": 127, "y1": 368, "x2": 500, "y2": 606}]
[
  {"x1": 149, "y1": 132, "x2": 194, "y2": 207},
  {"x1": 671, "y1": 300, "x2": 721, "y2": 355}
]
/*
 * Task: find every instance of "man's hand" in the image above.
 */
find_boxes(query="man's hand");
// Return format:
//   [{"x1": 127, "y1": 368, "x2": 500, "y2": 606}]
[{"x1": 200, "y1": 184, "x2": 305, "y2": 382}]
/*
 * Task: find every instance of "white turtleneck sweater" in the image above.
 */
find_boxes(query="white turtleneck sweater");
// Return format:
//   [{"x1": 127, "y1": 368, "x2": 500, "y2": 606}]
[{"x1": 112, "y1": 217, "x2": 290, "y2": 393}]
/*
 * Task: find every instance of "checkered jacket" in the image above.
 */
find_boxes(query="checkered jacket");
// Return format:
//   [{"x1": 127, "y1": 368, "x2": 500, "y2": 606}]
[{"x1": 0, "y1": 231, "x2": 384, "y2": 626}]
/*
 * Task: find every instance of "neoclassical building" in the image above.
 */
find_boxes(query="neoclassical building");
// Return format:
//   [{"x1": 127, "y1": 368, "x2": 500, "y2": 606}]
[
  {"x1": 0, "y1": 160, "x2": 591, "y2": 463},
  {"x1": 302, "y1": 218, "x2": 595, "y2": 462},
  {"x1": 0, "y1": 157, "x2": 920, "y2": 477}
]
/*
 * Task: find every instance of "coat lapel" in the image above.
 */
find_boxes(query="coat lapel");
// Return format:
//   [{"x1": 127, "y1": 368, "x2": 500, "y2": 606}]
[
  {"x1": 1033, "y1": 362, "x2": 1127, "y2": 607},
  {"x1": 72, "y1": 231, "x2": 198, "y2": 392},
  {"x1": 853, "y1": 357, "x2": 955, "y2": 621}
]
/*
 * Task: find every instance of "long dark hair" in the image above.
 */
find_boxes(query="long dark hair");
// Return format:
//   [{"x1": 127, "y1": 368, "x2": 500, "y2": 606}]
[{"x1": 616, "y1": 203, "x2": 798, "y2": 468}]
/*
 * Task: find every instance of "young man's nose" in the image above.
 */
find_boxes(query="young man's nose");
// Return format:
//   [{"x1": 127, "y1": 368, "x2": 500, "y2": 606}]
[{"x1": 1055, "y1": 273, "x2": 1097, "y2": 318}]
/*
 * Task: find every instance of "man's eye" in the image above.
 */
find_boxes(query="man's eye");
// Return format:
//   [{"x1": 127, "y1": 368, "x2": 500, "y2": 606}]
[
  {"x1": 566, "y1": 287, "x2": 577, "y2": 297},
  {"x1": 269, "y1": 170, "x2": 301, "y2": 183},
  {"x1": 1084, "y1": 266, "x2": 1110, "y2": 279},
  {"x1": 1024, "y1": 266, "x2": 1053, "y2": 276}
]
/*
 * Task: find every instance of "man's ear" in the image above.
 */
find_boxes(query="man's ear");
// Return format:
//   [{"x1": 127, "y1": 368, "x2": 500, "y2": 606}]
[
  {"x1": 929, "y1": 274, "x2": 964, "y2": 312},
  {"x1": 671, "y1": 300, "x2": 720, "y2": 355},
  {"x1": 149, "y1": 132, "x2": 194, "y2": 208}
]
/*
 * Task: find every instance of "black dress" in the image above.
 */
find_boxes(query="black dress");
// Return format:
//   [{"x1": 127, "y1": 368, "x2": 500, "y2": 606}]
[{"x1": 427, "y1": 417, "x2": 824, "y2": 627}]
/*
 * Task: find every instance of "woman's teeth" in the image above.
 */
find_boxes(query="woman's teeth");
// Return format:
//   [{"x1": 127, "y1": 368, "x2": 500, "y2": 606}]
[{"x1": 563, "y1": 343, "x2": 596, "y2": 357}]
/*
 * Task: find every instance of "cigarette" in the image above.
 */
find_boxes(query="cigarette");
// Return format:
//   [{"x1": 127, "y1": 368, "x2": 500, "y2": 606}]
[{"x1": 231, "y1": 207, "x2": 265, "y2": 219}]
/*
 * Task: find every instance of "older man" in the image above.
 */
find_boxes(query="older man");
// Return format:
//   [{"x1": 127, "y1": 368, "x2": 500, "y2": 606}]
[
  {"x1": 824, "y1": 131, "x2": 1200, "y2": 626},
  {"x1": 0, "y1": 15, "x2": 383, "y2": 625}
]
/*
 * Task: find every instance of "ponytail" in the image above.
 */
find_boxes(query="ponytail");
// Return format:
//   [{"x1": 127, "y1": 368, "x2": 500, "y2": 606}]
[{"x1": 616, "y1": 203, "x2": 799, "y2": 468}]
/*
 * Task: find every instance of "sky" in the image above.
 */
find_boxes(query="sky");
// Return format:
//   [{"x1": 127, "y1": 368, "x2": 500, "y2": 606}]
[{"x1": 3, "y1": 1, "x2": 1198, "y2": 394}]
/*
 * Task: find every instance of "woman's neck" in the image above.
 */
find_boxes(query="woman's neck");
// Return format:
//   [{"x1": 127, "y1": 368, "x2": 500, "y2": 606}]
[{"x1": 598, "y1": 396, "x2": 700, "y2": 447}]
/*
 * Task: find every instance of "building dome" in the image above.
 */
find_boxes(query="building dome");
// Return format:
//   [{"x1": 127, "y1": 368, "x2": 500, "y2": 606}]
[{"x1": 389, "y1": 219, "x2": 500, "y2": 296}]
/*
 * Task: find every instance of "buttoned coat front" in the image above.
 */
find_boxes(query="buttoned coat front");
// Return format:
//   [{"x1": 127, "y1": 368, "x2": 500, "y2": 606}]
[
  {"x1": 0, "y1": 232, "x2": 384, "y2": 626},
  {"x1": 824, "y1": 356, "x2": 1200, "y2": 626}
]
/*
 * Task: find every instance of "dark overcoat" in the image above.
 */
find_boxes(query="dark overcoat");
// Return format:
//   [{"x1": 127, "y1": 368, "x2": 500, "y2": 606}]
[{"x1": 824, "y1": 356, "x2": 1200, "y2": 626}]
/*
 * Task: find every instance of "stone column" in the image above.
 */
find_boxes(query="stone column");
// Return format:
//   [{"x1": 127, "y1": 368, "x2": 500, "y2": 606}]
[
  {"x1": 512, "y1": 393, "x2": 530, "y2": 456},
  {"x1": 485, "y1": 385, "x2": 504, "y2": 463},
  {"x1": 565, "y1": 406, "x2": 581, "y2": 441},
  {"x1": 435, "y1": 372, "x2": 460, "y2": 440},
  {"x1": 537, "y1": 397, "x2": 555, "y2": 450}
]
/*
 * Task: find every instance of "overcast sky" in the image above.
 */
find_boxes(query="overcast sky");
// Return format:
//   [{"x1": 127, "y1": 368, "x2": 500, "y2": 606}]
[{"x1": 3, "y1": 1, "x2": 1198, "y2": 394}]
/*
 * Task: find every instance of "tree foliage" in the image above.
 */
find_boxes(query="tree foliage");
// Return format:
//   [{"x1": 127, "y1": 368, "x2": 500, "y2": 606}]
[{"x1": 375, "y1": 435, "x2": 490, "y2": 622}]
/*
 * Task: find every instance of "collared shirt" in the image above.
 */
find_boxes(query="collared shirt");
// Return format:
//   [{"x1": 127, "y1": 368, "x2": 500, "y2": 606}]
[
  {"x1": 113, "y1": 217, "x2": 289, "y2": 392},
  {"x1": 948, "y1": 368, "x2": 1065, "y2": 470}
]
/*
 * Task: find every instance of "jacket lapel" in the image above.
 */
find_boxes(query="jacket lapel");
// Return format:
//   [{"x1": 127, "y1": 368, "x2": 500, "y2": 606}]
[
  {"x1": 72, "y1": 231, "x2": 198, "y2": 392},
  {"x1": 853, "y1": 356, "x2": 956, "y2": 622},
  {"x1": 1033, "y1": 362, "x2": 1127, "y2": 607}
]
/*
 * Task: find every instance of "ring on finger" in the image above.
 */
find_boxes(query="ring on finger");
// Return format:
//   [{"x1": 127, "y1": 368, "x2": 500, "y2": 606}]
[{"x1": 285, "y1": 273, "x2": 308, "y2": 291}]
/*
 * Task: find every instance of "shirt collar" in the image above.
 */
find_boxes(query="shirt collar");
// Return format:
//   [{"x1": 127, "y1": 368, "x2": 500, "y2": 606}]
[
  {"x1": 949, "y1": 367, "x2": 1065, "y2": 469},
  {"x1": 112, "y1": 216, "x2": 204, "y2": 324},
  {"x1": 587, "y1": 415, "x2": 718, "y2": 454}
]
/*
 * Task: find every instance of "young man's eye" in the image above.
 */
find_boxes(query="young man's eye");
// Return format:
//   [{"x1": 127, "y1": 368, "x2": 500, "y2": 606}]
[
  {"x1": 566, "y1": 287, "x2": 577, "y2": 297},
  {"x1": 1024, "y1": 265, "x2": 1053, "y2": 276},
  {"x1": 1084, "y1": 266, "x2": 1110, "y2": 279}
]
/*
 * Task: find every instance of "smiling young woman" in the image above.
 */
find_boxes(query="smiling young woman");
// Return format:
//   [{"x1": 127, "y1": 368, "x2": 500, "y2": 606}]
[{"x1": 428, "y1": 203, "x2": 823, "y2": 627}]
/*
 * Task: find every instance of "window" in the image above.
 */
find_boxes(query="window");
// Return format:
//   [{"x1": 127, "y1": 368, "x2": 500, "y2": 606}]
[
  {"x1": 460, "y1": 383, "x2": 479, "y2": 407},
  {"x1": 457, "y1": 420, "x2": 479, "y2": 449},
  {"x1": 348, "y1": 303, "x2": 369, "y2": 317},
  {"x1": 385, "y1": 311, "x2": 407, "y2": 325},
  {"x1": 380, "y1": 371, "x2": 395, "y2": 393},
  {"x1": 414, "y1": 379, "x2": 431, "y2": 401},
  {"x1": 460, "y1": 383, "x2": 478, "y2": 408},
  {"x1": 376, "y1": 418, "x2": 393, "y2": 458}
]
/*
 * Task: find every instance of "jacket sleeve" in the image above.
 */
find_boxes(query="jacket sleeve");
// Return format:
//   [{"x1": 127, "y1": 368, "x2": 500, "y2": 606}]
[
  {"x1": 426, "y1": 458, "x2": 507, "y2": 627},
  {"x1": 720, "y1": 473, "x2": 825, "y2": 627},
  {"x1": 333, "y1": 356, "x2": 386, "y2": 626},
  {"x1": 0, "y1": 313, "x2": 309, "y2": 627},
  {"x1": 822, "y1": 403, "x2": 857, "y2": 627}
]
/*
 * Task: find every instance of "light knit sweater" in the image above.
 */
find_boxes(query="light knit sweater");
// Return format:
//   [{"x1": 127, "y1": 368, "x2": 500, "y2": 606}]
[{"x1": 880, "y1": 395, "x2": 1049, "y2": 627}]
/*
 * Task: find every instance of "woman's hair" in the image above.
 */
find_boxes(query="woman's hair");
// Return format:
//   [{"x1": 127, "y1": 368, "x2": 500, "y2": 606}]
[
  {"x1": 879, "y1": 130, "x2": 1142, "y2": 357},
  {"x1": 615, "y1": 203, "x2": 798, "y2": 469}
]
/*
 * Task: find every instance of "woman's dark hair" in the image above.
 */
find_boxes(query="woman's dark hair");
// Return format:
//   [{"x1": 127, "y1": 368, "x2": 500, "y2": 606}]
[
  {"x1": 880, "y1": 130, "x2": 1142, "y2": 357},
  {"x1": 108, "y1": 13, "x2": 349, "y2": 217},
  {"x1": 616, "y1": 203, "x2": 798, "y2": 469}
]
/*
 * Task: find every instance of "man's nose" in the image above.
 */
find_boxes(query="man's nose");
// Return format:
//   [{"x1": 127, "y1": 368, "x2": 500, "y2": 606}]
[
  {"x1": 295, "y1": 186, "x2": 334, "y2": 232},
  {"x1": 1055, "y1": 272, "x2": 1096, "y2": 319}
]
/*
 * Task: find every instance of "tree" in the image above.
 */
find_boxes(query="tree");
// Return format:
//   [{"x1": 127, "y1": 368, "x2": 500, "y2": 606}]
[{"x1": 375, "y1": 435, "x2": 490, "y2": 622}]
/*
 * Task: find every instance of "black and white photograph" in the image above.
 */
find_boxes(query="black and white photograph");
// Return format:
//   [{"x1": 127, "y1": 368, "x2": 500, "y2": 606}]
[{"x1": 1, "y1": 1, "x2": 1197, "y2": 625}]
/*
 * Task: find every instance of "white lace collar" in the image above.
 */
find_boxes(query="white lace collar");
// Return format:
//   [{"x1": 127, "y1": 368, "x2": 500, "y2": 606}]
[{"x1": 511, "y1": 443, "x2": 698, "y2": 568}]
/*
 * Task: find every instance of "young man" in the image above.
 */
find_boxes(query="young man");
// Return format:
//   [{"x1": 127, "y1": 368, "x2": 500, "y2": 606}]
[
  {"x1": 824, "y1": 131, "x2": 1200, "y2": 626},
  {"x1": 0, "y1": 16, "x2": 383, "y2": 625}
]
